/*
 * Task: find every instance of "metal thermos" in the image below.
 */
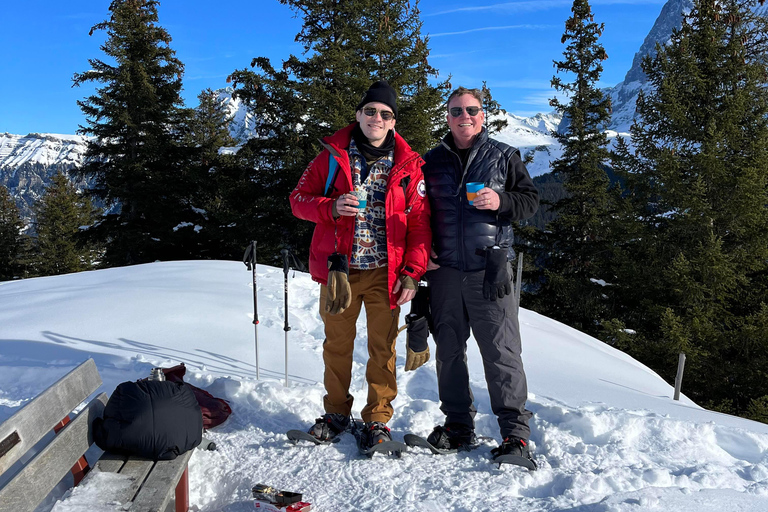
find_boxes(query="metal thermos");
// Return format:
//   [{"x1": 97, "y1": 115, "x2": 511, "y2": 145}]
[{"x1": 149, "y1": 368, "x2": 165, "y2": 381}]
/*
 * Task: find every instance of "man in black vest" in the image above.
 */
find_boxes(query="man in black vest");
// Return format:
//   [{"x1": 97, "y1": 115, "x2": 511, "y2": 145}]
[{"x1": 422, "y1": 86, "x2": 539, "y2": 465}]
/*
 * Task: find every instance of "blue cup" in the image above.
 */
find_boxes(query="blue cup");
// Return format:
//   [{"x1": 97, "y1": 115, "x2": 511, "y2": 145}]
[
  {"x1": 466, "y1": 182, "x2": 484, "y2": 205},
  {"x1": 353, "y1": 189, "x2": 367, "y2": 210}
]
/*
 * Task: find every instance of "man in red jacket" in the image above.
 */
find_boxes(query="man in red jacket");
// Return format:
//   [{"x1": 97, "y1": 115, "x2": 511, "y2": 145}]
[{"x1": 289, "y1": 80, "x2": 431, "y2": 449}]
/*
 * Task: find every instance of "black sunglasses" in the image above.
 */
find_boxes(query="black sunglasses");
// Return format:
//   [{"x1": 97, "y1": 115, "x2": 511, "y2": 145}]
[
  {"x1": 362, "y1": 107, "x2": 395, "y2": 121},
  {"x1": 449, "y1": 106, "x2": 482, "y2": 118}
]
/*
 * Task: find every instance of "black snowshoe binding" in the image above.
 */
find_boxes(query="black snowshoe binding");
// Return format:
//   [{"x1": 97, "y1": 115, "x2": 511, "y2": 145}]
[
  {"x1": 309, "y1": 413, "x2": 350, "y2": 442},
  {"x1": 490, "y1": 437, "x2": 537, "y2": 470},
  {"x1": 354, "y1": 421, "x2": 407, "y2": 457},
  {"x1": 287, "y1": 413, "x2": 350, "y2": 445},
  {"x1": 427, "y1": 423, "x2": 478, "y2": 451},
  {"x1": 361, "y1": 421, "x2": 392, "y2": 448}
]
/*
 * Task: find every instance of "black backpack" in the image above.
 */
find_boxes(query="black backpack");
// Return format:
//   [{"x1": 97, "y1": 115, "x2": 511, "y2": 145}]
[{"x1": 94, "y1": 380, "x2": 203, "y2": 460}]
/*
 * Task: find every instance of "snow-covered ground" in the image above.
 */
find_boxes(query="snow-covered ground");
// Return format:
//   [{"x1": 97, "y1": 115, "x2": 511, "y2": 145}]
[{"x1": 1, "y1": 261, "x2": 767, "y2": 511}]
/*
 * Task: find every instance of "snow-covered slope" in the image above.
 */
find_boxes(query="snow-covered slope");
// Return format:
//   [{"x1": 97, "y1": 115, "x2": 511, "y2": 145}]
[
  {"x1": 1, "y1": 261, "x2": 767, "y2": 511},
  {"x1": 492, "y1": 112, "x2": 563, "y2": 178}
]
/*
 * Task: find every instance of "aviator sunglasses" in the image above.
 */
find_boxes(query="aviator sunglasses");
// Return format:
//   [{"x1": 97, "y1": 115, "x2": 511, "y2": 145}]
[
  {"x1": 449, "y1": 106, "x2": 482, "y2": 118},
  {"x1": 363, "y1": 107, "x2": 395, "y2": 121}
]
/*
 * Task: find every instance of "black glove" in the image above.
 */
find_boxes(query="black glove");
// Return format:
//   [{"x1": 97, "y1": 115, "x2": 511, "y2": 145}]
[
  {"x1": 326, "y1": 253, "x2": 351, "y2": 315},
  {"x1": 483, "y1": 246, "x2": 512, "y2": 301}
]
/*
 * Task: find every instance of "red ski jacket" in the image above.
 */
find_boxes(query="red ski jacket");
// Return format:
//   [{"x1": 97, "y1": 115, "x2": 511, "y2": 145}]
[{"x1": 290, "y1": 123, "x2": 431, "y2": 309}]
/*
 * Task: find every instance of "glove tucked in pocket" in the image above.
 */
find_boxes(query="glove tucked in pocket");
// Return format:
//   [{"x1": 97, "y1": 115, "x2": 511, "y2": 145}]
[
  {"x1": 404, "y1": 313, "x2": 430, "y2": 371},
  {"x1": 326, "y1": 253, "x2": 351, "y2": 315},
  {"x1": 483, "y1": 246, "x2": 512, "y2": 301},
  {"x1": 404, "y1": 285, "x2": 432, "y2": 371}
]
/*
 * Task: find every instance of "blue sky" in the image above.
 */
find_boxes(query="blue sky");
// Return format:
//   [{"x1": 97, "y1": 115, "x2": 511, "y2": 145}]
[{"x1": 0, "y1": 0, "x2": 667, "y2": 135}]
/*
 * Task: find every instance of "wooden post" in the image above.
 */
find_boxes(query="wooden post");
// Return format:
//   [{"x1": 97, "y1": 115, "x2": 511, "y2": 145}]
[
  {"x1": 673, "y1": 352, "x2": 686, "y2": 401},
  {"x1": 53, "y1": 416, "x2": 90, "y2": 486},
  {"x1": 175, "y1": 466, "x2": 189, "y2": 512},
  {"x1": 515, "y1": 252, "x2": 524, "y2": 315}
]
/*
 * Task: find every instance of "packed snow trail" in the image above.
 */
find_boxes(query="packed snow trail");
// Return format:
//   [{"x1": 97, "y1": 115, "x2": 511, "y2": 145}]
[{"x1": 0, "y1": 261, "x2": 767, "y2": 511}]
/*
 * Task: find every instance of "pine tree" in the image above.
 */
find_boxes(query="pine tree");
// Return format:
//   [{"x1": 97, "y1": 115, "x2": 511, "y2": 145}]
[
  {"x1": 363, "y1": 0, "x2": 447, "y2": 155},
  {"x1": 183, "y1": 89, "x2": 252, "y2": 259},
  {"x1": 228, "y1": 0, "x2": 445, "y2": 261},
  {"x1": 481, "y1": 81, "x2": 509, "y2": 135},
  {"x1": 0, "y1": 186, "x2": 24, "y2": 281},
  {"x1": 525, "y1": 0, "x2": 618, "y2": 337},
  {"x1": 610, "y1": 0, "x2": 768, "y2": 417},
  {"x1": 73, "y1": 0, "x2": 189, "y2": 266},
  {"x1": 32, "y1": 173, "x2": 101, "y2": 276}
]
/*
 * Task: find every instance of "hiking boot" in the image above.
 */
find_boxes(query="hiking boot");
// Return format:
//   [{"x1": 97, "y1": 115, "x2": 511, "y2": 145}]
[
  {"x1": 308, "y1": 413, "x2": 350, "y2": 442},
  {"x1": 491, "y1": 436, "x2": 533, "y2": 460},
  {"x1": 427, "y1": 423, "x2": 477, "y2": 450},
  {"x1": 361, "y1": 421, "x2": 392, "y2": 449}
]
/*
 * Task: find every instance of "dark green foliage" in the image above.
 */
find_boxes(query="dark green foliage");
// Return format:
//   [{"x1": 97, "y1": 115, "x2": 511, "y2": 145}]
[
  {"x1": 31, "y1": 173, "x2": 101, "y2": 276},
  {"x1": 228, "y1": 0, "x2": 445, "y2": 263},
  {"x1": 0, "y1": 186, "x2": 24, "y2": 281},
  {"x1": 482, "y1": 81, "x2": 509, "y2": 135},
  {"x1": 73, "y1": 0, "x2": 191, "y2": 266},
  {"x1": 521, "y1": 172, "x2": 568, "y2": 230},
  {"x1": 523, "y1": 0, "x2": 619, "y2": 337},
  {"x1": 610, "y1": 0, "x2": 768, "y2": 418},
  {"x1": 182, "y1": 89, "x2": 254, "y2": 260},
  {"x1": 747, "y1": 395, "x2": 768, "y2": 424}
]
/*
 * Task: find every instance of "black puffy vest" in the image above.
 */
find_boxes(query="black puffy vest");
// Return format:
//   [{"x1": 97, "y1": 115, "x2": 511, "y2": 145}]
[{"x1": 423, "y1": 130, "x2": 517, "y2": 271}]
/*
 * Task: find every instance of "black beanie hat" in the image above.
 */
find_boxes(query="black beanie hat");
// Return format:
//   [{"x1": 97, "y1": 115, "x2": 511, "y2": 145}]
[{"x1": 356, "y1": 80, "x2": 397, "y2": 119}]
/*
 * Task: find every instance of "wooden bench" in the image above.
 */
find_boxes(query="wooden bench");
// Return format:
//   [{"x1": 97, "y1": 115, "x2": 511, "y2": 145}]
[{"x1": 0, "y1": 359, "x2": 193, "y2": 512}]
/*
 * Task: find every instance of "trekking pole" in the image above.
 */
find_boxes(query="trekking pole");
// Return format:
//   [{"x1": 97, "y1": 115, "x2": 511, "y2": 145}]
[
  {"x1": 243, "y1": 241, "x2": 260, "y2": 380},
  {"x1": 516, "y1": 252, "x2": 524, "y2": 316},
  {"x1": 280, "y1": 248, "x2": 305, "y2": 387}
]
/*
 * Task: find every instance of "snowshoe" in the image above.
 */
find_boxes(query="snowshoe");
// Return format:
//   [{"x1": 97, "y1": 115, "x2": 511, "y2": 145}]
[
  {"x1": 353, "y1": 421, "x2": 407, "y2": 458},
  {"x1": 287, "y1": 413, "x2": 349, "y2": 445},
  {"x1": 286, "y1": 430, "x2": 338, "y2": 445},
  {"x1": 490, "y1": 437, "x2": 537, "y2": 470},
  {"x1": 404, "y1": 433, "x2": 457, "y2": 455},
  {"x1": 405, "y1": 424, "x2": 492, "y2": 455}
]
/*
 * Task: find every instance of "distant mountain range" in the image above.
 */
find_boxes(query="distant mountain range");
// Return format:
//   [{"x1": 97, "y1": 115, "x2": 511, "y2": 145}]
[
  {"x1": 0, "y1": 0, "x2": 696, "y2": 227},
  {"x1": 0, "y1": 133, "x2": 91, "y2": 228}
]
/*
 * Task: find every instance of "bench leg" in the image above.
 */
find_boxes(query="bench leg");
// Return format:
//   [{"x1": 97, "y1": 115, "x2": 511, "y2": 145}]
[
  {"x1": 54, "y1": 416, "x2": 91, "y2": 485},
  {"x1": 175, "y1": 466, "x2": 189, "y2": 512}
]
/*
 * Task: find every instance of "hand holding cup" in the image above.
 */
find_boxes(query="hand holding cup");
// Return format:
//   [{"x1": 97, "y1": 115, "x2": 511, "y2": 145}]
[
  {"x1": 470, "y1": 184, "x2": 500, "y2": 211},
  {"x1": 335, "y1": 193, "x2": 360, "y2": 217}
]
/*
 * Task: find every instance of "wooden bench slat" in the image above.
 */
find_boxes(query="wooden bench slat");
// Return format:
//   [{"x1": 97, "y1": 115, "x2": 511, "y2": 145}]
[
  {"x1": 0, "y1": 359, "x2": 102, "y2": 475},
  {"x1": 129, "y1": 450, "x2": 194, "y2": 512},
  {"x1": 118, "y1": 459, "x2": 155, "y2": 502},
  {"x1": 91, "y1": 451, "x2": 127, "y2": 473},
  {"x1": 0, "y1": 393, "x2": 108, "y2": 512},
  {"x1": 87, "y1": 456, "x2": 155, "y2": 506}
]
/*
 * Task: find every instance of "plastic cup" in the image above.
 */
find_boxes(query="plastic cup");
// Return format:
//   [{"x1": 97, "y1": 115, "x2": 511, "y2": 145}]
[
  {"x1": 353, "y1": 189, "x2": 367, "y2": 210},
  {"x1": 466, "y1": 182, "x2": 484, "y2": 205}
]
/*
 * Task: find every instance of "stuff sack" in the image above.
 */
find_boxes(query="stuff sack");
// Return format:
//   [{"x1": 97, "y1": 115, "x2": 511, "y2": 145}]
[
  {"x1": 161, "y1": 363, "x2": 232, "y2": 430},
  {"x1": 94, "y1": 380, "x2": 203, "y2": 460}
]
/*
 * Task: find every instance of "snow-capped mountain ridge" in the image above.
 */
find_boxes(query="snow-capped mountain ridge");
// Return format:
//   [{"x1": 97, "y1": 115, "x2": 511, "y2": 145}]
[{"x1": 0, "y1": 132, "x2": 88, "y2": 170}]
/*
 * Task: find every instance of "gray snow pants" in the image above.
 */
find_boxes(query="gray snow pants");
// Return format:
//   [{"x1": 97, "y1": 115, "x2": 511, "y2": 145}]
[{"x1": 426, "y1": 265, "x2": 532, "y2": 440}]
